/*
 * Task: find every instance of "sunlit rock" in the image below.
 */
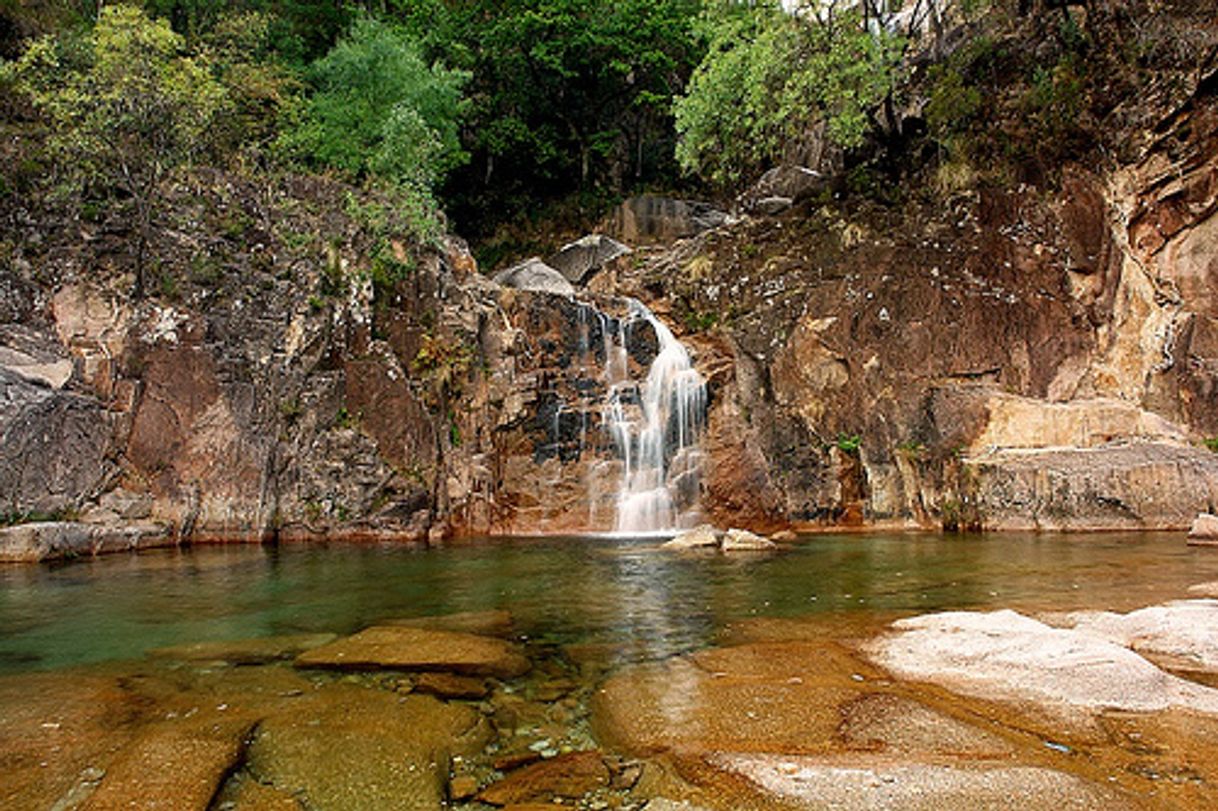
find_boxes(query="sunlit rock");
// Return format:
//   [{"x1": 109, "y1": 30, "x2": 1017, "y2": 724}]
[{"x1": 295, "y1": 626, "x2": 531, "y2": 678}]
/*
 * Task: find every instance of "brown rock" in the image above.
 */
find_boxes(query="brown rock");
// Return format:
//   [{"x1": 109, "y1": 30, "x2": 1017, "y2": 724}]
[
  {"x1": 248, "y1": 684, "x2": 490, "y2": 811},
  {"x1": 449, "y1": 774, "x2": 479, "y2": 801},
  {"x1": 295, "y1": 626, "x2": 531, "y2": 678},
  {"x1": 592, "y1": 642, "x2": 874, "y2": 755},
  {"x1": 83, "y1": 716, "x2": 255, "y2": 811},
  {"x1": 492, "y1": 751, "x2": 543, "y2": 771},
  {"x1": 386, "y1": 609, "x2": 514, "y2": 638},
  {"x1": 477, "y1": 751, "x2": 610, "y2": 805},
  {"x1": 413, "y1": 672, "x2": 490, "y2": 700}
]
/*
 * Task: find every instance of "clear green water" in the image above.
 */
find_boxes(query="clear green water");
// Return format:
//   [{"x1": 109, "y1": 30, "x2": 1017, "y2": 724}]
[{"x1": 1, "y1": 532, "x2": 1213, "y2": 674}]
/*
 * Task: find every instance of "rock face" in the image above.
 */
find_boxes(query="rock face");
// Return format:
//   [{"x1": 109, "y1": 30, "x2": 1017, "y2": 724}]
[
  {"x1": 4, "y1": 60, "x2": 1218, "y2": 541},
  {"x1": 0, "y1": 521, "x2": 170, "y2": 563}
]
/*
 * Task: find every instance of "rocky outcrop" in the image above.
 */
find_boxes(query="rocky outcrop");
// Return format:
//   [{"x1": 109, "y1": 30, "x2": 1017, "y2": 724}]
[
  {"x1": 546, "y1": 234, "x2": 631, "y2": 286},
  {"x1": 0, "y1": 521, "x2": 169, "y2": 563},
  {"x1": 864, "y1": 608, "x2": 1218, "y2": 715},
  {"x1": 493, "y1": 257, "x2": 575, "y2": 296},
  {"x1": 606, "y1": 196, "x2": 728, "y2": 245},
  {"x1": 1190, "y1": 512, "x2": 1218, "y2": 541}
]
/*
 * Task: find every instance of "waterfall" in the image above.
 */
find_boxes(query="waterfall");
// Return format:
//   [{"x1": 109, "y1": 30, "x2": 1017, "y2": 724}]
[{"x1": 602, "y1": 299, "x2": 707, "y2": 533}]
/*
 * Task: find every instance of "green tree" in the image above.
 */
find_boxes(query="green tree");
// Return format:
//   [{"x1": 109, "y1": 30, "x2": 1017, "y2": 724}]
[
  {"x1": 281, "y1": 16, "x2": 468, "y2": 191},
  {"x1": 6, "y1": 4, "x2": 227, "y2": 295},
  {"x1": 673, "y1": 0, "x2": 902, "y2": 190}
]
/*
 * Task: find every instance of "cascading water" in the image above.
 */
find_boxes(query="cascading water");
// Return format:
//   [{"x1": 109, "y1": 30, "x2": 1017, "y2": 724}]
[{"x1": 601, "y1": 299, "x2": 708, "y2": 533}]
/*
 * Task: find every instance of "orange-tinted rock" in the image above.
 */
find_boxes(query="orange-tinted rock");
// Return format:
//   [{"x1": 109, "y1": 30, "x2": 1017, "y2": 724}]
[
  {"x1": 83, "y1": 715, "x2": 255, "y2": 811},
  {"x1": 477, "y1": 751, "x2": 610, "y2": 806},
  {"x1": 148, "y1": 633, "x2": 336, "y2": 665},
  {"x1": 295, "y1": 626, "x2": 530, "y2": 678},
  {"x1": 247, "y1": 684, "x2": 490, "y2": 811},
  {"x1": 413, "y1": 672, "x2": 490, "y2": 699},
  {"x1": 592, "y1": 641, "x2": 876, "y2": 756}
]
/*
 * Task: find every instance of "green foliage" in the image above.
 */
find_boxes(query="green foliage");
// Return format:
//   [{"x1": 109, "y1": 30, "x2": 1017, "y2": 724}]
[
  {"x1": 835, "y1": 432, "x2": 862, "y2": 455},
  {"x1": 674, "y1": 1, "x2": 902, "y2": 189},
  {"x1": 7, "y1": 5, "x2": 227, "y2": 192},
  {"x1": 281, "y1": 16, "x2": 468, "y2": 191},
  {"x1": 403, "y1": 0, "x2": 703, "y2": 235},
  {"x1": 1203, "y1": 437, "x2": 1218, "y2": 453}
]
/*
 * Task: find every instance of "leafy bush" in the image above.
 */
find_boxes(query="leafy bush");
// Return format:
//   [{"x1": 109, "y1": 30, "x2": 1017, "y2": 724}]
[
  {"x1": 674, "y1": 1, "x2": 902, "y2": 189},
  {"x1": 281, "y1": 16, "x2": 468, "y2": 191}
]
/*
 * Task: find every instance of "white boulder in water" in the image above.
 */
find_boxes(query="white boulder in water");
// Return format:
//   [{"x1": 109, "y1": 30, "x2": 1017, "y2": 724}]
[
  {"x1": 661, "y1": 524, "x2": 720, "y2": 549},
  {"x1": 722, "y1": 528, "x2": 777, "y2": 551}
]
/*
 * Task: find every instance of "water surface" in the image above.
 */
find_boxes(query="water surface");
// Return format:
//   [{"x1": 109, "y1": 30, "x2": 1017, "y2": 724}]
[{"x1": 2, "y1": 531, "x2": 1212, "y2": 675}]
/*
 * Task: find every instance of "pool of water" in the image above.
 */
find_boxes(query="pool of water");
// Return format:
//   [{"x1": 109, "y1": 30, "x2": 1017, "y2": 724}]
[{"x1": 2, "y1": 531, "x2": 1212, "y2": 675}]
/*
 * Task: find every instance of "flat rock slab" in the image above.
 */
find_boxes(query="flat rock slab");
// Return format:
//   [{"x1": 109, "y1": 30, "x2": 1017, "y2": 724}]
[
  {"x1": 592, "y1": 641, "x2": 881, "y2": 755},
  {"x1": 83, "y1": 716, "x2": 255, "y2": 811},
  {"x1": 149, "y1": 633, "x2": 336, "y2": 665},
  {"x1": 295, "y1": 625, "x2": 531, "y2": 678},
  {"x1": 864, "y1": 609, "x2": 1218, "y2": 715},
  {"x1": 662, "y1": 525, "x2": 719, "y2": 550},
  {"x1": 477, "y1": 751, "x2": 609, "y2": 805},
  {"x1": 1051, "y1": 599, "x2": 1218, "y2": 673},
  {"x1": 248, "y1": 684, "x2": 489, "y2": 811},
  {"x1": 385, "y1": 609, "x2": 514, "y2": 638},
  {"x1": 709, "y1": 754, "x2": 1132, "y2": 810},
  {"x1": 838, "y1": 693, "x2": 1013, "y2": 757}
]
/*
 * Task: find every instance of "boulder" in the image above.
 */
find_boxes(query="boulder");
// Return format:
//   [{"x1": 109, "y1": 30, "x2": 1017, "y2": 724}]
[
  {"x1": 545, "y1": 234, "x2": 632, "y2": 286},
  {"x1": 1050, "y1": 599, "x2": 1218, "y2": 673},
  {"x1": 1189, "y1": 512, "x2": 1218, "y2": 541},
  {"x1": 722, "y1": 528, "x2": 777, "y2": 551},
  {"x1": 770, "y1": 529, "x2": 798, "y2": 542},
  {"x1": 295, "y1": 625, "x2": 531, "y2": 678},
  {"x1": 661, "y1": 524, "x2": 720, "y2": 550},
  {"x1": 493, "y1": 258, "x2": 575, "y2": 296},
  {"x1": 476, "y1": 751, "x2": 610, "y2": 806},
  {"x1": 863, "y1": 609, "x2": 1218, "y2": 715},
  {"x1": 738, "y1": 165, "x2": 828, "y2": 212},
  {"x1": 753, "y1": 196, "x2": 794, "y2": 216}
]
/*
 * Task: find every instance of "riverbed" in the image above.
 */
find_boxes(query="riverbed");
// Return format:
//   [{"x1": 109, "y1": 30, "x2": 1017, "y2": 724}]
[{"x1": 2, "y1": 532, "x2": 1216, "y2": 809}]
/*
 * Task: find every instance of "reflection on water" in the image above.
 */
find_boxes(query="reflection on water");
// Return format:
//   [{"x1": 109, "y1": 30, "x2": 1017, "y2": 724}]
[{"x1": 0, "y1": 532, "x2": 1214, "y2": 675}]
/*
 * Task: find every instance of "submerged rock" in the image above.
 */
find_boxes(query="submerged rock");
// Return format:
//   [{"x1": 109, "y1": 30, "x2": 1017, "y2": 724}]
[
  {"x1": 722, "y1": 528, "x2": 777, "y2": 551},
  {"x1": 247, "y1": 684, "x2": 490, "y2": 811},
  {"x1": 864, "y1": 609, "x2": 1218, "y2": 715},
  {"x1": 476, "y1": 750, "x2": 610, "y2": 805},
  {"x1": 295, "y1": 626, "x2": 531, "y2": 678},
  {"x1": 492, "y1": 258, "x2": 575, "y2": 296},
  {"x1": 661, "y1": 524, "x2": 720, "y2": 550},
  {"x1": 147, "y1": 633, "x2": 336, "y2": 665},
  {"x1": 385, "y1": 609, "x2": 514, "y2": 638},
  {"x1": 85, "y1": 716, "x2": 256, "y2": 810}
]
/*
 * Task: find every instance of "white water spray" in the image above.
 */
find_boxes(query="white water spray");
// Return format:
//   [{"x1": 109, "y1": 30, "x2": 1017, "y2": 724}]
[{"x1": 602, "y1": 299, "x2": 708, "y2": 533}]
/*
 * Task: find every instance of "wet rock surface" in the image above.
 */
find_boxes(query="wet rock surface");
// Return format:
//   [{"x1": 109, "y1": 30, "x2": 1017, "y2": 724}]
[{"x1": 295, "y1": 626, "x2": 531, "y2": 678}]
